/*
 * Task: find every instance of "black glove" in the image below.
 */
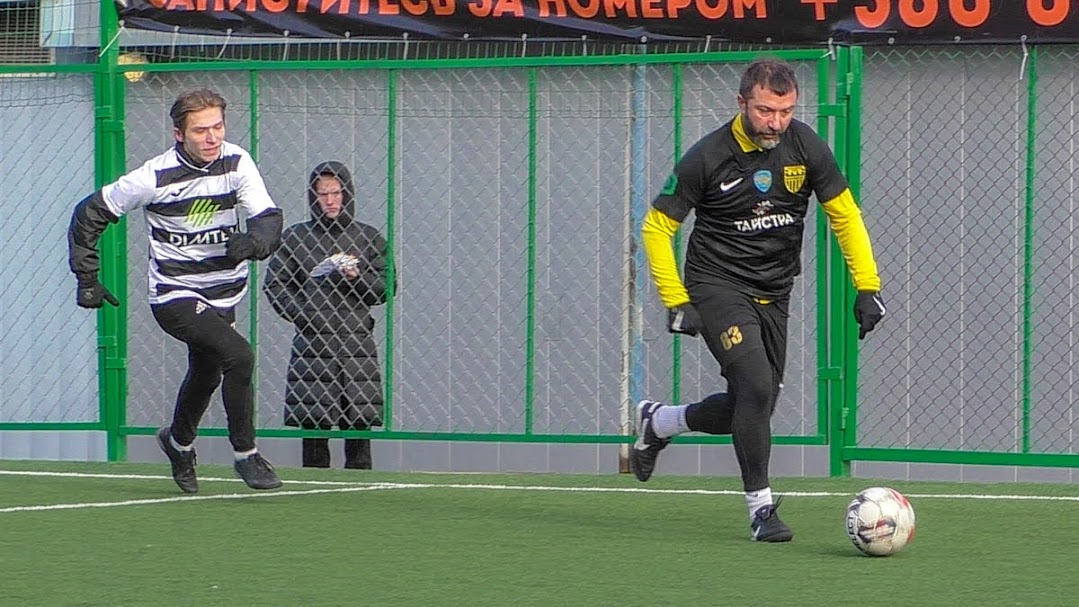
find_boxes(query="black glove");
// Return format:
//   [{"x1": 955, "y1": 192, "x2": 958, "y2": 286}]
[
  {"x1": 76, "y1": 274, "x2": 120, "y2": 309},
  {"x1": 226, "y1": 231, "x2": 257, "y2": 262},
  {"x1": 854, "y1": 291, "x2": 886, "y2": 339},
  {"x1": 667, "y1": 303, "x2": 703, "y2": 337}
]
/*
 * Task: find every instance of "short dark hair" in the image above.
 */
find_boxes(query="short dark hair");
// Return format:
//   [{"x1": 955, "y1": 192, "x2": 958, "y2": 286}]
[
  {"x1": 739, "y1": 59, "x2": 799, "y2": 99},
  {"x1": 169, "y1": 89, "x2": 227, "y2": 131}
]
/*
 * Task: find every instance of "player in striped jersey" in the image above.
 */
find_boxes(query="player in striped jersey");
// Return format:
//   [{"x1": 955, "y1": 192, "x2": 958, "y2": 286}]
[
  {"x1": 68, "y1": 89, "x2": 285, "y2": 493},
  {"x1": 632, "y1": 60, "x2": 886, "y2": 542}
]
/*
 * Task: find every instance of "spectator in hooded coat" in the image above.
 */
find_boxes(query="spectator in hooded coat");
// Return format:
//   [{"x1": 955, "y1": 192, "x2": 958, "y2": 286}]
[{"x1": 264, "y1": 161, "x2": 390, "y2": 469}]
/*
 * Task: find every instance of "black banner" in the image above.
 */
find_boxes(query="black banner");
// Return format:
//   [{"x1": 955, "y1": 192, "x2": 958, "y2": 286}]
[{"x1": 115, "y1": 0, "x2": 1079, "y2": 43}]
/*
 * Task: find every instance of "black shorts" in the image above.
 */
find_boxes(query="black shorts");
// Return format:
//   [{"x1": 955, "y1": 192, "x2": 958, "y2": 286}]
[
  {"x1": 688, "y1": 282, "x2": 789, "y2": 384},
  {"x1": 151, "y1": 299, "x2": 239, "y2": 350}
]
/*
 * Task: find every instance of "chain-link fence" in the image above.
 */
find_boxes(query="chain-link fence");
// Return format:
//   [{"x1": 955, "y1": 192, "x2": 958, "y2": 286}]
[
  {"x1": 0, "y1": 73, "x2": 97, "y2": 425},
  {"x1": 4, "y1": 1, "x2": 1077, "y2": 473},
  {"x1": 116, "y1": 52, "x2": 834, "y2": 452},
  {"x1": 855, "y1": 45, "x2": 1079, "y2": 466}
]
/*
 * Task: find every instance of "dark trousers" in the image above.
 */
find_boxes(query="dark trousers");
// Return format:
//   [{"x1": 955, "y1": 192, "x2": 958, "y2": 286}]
[
  {"x1": 300, "y1": 417, "x2": 372, "y2": 469},
  {"x1": 302, "y1": 437, "x2": 372, "y2": 469},
  {"x1": 685, "y1": 282, "x2": 789, "y2": 493},
  {"x1": 152, "y1": 299, "x2": 257, "y2": 452}
]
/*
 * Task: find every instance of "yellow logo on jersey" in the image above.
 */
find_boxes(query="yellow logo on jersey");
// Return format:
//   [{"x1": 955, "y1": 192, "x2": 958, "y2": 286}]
[
  {"x1": 784, "y1": 165, "x2": 807, "y2": 193},
  {"x1": 186, "y1": 198, "x2": 220, "y2": 228},
  {"x1": 720, "y1": 325, "x2": 743, "y2": 351}
]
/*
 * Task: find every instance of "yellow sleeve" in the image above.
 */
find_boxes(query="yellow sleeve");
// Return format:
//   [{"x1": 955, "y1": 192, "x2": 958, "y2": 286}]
[
  {"x1": 820, "y1": 188, "x2": 881, "y2": 292},
  {"x1": 642, "y1": 207, "x2": 690, "y2": 308}
]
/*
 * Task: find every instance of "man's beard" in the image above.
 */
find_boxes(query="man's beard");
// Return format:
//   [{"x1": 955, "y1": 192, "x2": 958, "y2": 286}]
[
  {"x1": 755, "y1": 135, "x2": 781, "y2": 150},
  {"x1": 744, "y1": 117, "x2": 783, "y2": 149}
]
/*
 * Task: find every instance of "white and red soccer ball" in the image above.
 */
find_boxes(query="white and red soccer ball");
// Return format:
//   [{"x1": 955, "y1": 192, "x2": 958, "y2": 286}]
[{"x1": 845, "y1": 486, "x2": 916, "y2": 556}]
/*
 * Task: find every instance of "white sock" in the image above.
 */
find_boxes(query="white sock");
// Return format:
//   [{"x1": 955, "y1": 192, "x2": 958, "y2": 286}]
[
  {"x1": 745, "y1": 487, "x2": 773, "y2": 523},
  {"x1": 234, "y1": 448, "x2": 258, "y2": 461},
  {"x1": 651, "y1": 404, "x2": 690, "y2": 439},
  {"x1": 169, "y1": 435, "x2": 193, "y2": 452}
]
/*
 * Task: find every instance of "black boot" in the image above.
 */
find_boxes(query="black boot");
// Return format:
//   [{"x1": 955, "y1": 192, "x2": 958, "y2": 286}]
[
  {"x1": 344, "y1": 439, "x2": 372, "y2": 469},
  {"x1": 302, "y1": 438, "x2": 331, "y2": 468}
]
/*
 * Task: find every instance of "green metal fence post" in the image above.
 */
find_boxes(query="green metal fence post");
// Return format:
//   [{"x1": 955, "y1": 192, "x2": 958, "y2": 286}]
[
  {"x1": 384, "y1": 69, "x2": 398, "y2": 432},
  {"x1": 841, "y1": 46, "x2": 865, "y2": 475},
  {"x1": 1022, "y1": 45, "x2": 1038, "y2": 454},
  {"x1": 825, "y1": 47, "x2": 855, "y2": 477},
  {"x1": 670, "y1": 63, "x2": 683, "y2": 405},
  {"x1": 248, "y1": 70, "x2": 261, "y2": 413},
  {"x1": 97, "y1": 2, "x2": 128, "y2": 461}
]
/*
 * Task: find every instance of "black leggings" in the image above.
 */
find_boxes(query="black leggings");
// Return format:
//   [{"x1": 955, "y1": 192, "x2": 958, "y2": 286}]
[
  {"x1": 684, "y1": 283, "x2": 788, "y2": 492},
  {"x1": 152, "y1": 299, "x2": 256, "y2": 452}
]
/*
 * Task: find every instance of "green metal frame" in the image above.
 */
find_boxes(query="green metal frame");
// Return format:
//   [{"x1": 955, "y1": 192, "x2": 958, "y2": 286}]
[
  {"x1": 97, "y1": 2, "x2": 129, "y2": 461},
  {"x1": 384, "y1": 69, "x2": 399, "y2": 430},
  {"x1": 670, "y1": 63, "x2": 684, "y2": 406},
  {"x1": 838, "y1": 43, "x2": 1079, "y2": 470},
  {"x1": 98, "y1": 48, "x2": 838, "y2": 452},
  {"x1": 0, "y1": 42, "x2": 845, "y2": 457}
]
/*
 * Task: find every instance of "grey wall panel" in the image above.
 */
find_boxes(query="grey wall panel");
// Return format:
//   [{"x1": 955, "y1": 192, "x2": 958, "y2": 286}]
[
  {"x1": 532, "y1": 66, "x2": 631, "y2": 435},
  {"x1": 392, "y1": 69, "x2": 531, "y2": 433},
  {"x1": 857, "y1": 47, "x2": 1068, "y2": 455},
  {"x1": 0, "y1": 75, "x2": 96, "y2": 423},
  {"x1": 1030, "y1": 48, "x2": 1079, "y2": 455},
  {"x1": 0, "y1": 431, "x2": 106, "y2": 461}
]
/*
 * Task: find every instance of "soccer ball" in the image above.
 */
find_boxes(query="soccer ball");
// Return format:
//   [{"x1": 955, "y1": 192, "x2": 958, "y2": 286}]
[{"x1": 845, "y1": 486, "x2": 916, "y2": 556}]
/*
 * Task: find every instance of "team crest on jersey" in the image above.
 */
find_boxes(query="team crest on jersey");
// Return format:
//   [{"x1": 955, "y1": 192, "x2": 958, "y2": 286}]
[
  {"x1": 753, "y1": 170, "x2": 772, "y2": 193},
  {"x1": 784, "y1": 165, "x2": 807, "y2": 193}
]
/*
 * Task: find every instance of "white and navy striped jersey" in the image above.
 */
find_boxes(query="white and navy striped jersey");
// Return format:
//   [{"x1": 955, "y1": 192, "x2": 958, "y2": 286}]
[{"x1": 101, "y1": 141, "x2": 277, "y2": 309}]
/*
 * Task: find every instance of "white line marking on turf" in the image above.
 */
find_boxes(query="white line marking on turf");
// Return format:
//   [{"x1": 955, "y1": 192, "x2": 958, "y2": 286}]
[
  {"x1": 0, "y1": 469, "x2": 361, "y2": 486},
  {"x1": 3, "y1": 469, "x2": 1079, "y2": 515},
  {"x1": 0, "y1": 484, "x2": 408, "y2": 514},
  {"x1": 358, "y1": 483, "x2": 1079, "y2": 502}
]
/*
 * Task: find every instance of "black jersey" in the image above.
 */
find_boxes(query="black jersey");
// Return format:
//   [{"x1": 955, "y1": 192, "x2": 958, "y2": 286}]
[{"x1": 653, "y1": 115, "x2": 848, "y2": 300}]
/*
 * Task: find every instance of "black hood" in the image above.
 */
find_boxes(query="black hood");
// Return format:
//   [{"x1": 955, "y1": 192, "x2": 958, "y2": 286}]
[{"x1": 308, "y1": 161, "x2": 355, "y2": 228}]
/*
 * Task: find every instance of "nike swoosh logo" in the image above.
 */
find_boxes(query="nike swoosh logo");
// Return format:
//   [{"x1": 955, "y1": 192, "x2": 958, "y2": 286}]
[
  {"x1": 633, "y1": 402, "x2": 659, "y2": 450},
  {"x1": 633, "y1": 409, "x2": 649, "y2": 451},
  {"x1": 720, "y1": 178, "x2": 743, "y2": 192},
  {"x1": 633, "y1": 426, "x2": 649, "y2": 450}
]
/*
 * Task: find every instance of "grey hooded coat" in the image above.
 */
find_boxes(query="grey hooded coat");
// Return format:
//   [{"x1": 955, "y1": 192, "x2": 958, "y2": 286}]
[{"x1": 263, "y1": 161, "x2": 390, "y2": 429}]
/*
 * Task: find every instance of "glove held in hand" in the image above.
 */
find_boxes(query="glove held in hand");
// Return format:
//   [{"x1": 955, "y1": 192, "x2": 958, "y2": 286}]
[{"x1": 667, "y1": 303, "x2": 703, "y2": 337}]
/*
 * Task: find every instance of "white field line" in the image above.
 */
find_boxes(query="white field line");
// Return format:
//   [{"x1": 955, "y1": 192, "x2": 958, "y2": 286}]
[
  {"x1": 2, "y1": 469, "x2": 1079, "y2": 514},
  {"x1": 0, "y1": 469, "x2": 363, "y2": 486},
  {"x1": 0, "y1": 485, "x2": 404, "y2": 513}
]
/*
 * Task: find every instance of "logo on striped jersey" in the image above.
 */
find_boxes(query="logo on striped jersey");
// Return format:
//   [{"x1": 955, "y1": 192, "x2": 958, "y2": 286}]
[{"x1": 186, "y1": 198, "x2": 220, "y2": 228}]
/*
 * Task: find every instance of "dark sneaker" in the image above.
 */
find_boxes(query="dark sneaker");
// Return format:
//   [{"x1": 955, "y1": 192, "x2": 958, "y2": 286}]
[
  {"x1": 751, "y1": 500, "x2": 794, "y2": 542},
  {"x1": 156, "y1": 426, "x2": 198, "y2": 494},
  {"x1": 234, "y1": 452, "x2": 283, "y2": 490},
  {"x1": 629, "y1": 400, "x2": 671, "y2": 482}
]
